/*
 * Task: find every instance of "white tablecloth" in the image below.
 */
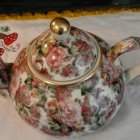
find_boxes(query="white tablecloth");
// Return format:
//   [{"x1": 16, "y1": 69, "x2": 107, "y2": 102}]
[{"x1": 0, "y1": 12, "x2": 140, "y2": 140}]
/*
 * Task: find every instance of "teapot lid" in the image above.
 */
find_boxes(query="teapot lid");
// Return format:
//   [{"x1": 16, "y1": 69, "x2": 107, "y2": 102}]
[{"x1": 27, "y1": 17, "x2": 101, "y2": 85}]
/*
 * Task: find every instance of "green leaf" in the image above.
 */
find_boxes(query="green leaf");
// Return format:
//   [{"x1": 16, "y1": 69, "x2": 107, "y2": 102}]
[
  {"x1": 48, "y1": 117, "x2": 61, "y2": 131},
  {"x1": 17, "y1": 102, "x2": 23, "y2": 111},
  {"x1": 81, "y1": 86, "x2": 93, "y2": 95},
  {"x1": 48, "y1": 87, "x2": 56, "y2": 94},
  {"x1": 0, "y1": 26, "x2": 10, "y2": 32},
  {"x1": 40, "y1": 95, "x2": 47, "y2": 103},
  {"x1": 50, "y1": 123, "x2": 61, "y2": 131},
  {"x1": 112, "y1": 83, "x2": 120, "y2": 92},
  {"x1": 59, "y1": 42, "x2": 68, "y2": 48}
]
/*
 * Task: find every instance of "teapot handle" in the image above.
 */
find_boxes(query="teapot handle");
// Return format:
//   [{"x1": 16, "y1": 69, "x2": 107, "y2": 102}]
[{"x1": 107, "y1": 37, "x2": 140, "y2": 83}]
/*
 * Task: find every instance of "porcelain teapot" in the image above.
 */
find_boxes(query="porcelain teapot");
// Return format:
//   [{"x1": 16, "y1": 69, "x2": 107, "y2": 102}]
[{"x1": 0, "y1": 17, "x2": 140, "y2": 137}]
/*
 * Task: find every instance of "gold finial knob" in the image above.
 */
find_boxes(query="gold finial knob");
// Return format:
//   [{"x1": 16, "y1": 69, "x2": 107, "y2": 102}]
[{"x1": 50, "y1": 17, "x2": 70, "y2": 35}]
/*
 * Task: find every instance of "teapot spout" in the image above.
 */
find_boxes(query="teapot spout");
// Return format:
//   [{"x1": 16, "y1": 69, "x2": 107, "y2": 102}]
[{"x1": 0, "y1": 57, "x2": 13, "y2": 90}]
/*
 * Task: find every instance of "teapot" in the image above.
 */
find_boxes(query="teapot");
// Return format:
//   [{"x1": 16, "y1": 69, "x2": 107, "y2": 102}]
[{"x1": 0, "y1": 17, "x2": 140, "y2": 137}]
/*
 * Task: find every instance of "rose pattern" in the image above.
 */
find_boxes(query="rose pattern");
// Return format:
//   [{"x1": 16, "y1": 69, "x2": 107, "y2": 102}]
[
  {"x1": 9, "y1": 28, "x2": 125, "y2": 137},
  {"x1": 61, "y1": 65, "x2": 78, "y2": 77},
  {"x1": 10, "y1": 49, "x2": 124, "y2": 136},
  {"x1": 46, "y1": 47, "x2": 66, "y2": 69},
  {"x1": 59, "y1": 101, "x2": 84, "y2": 130},
  {"x1": 15, "y1": 85, "x2": 31, "y2": 106},
  {"x1": 32, "y1": 27, "x2": 96, "y2": 81}
]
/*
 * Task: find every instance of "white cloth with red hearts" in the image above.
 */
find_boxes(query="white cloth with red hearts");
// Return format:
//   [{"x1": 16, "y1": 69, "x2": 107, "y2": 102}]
[{"x1": 0, "y1": 12, "x2": 140, "y2": 140}]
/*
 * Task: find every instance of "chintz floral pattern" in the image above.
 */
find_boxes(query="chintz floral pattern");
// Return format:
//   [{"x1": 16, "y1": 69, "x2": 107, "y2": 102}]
[
  {"x1": 31, "y1": 27, "x2": 97, "y2": 81},
  {"x1": 9, "y1": 31, "x2": 125, "y2": 136}
]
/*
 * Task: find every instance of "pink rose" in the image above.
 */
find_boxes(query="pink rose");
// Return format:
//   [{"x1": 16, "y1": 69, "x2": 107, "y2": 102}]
[
  {"x1": 15, "y1": 85, "x2": 31, "y2": 106},
  {"x1": 59, "y1": 101, "x2": 84, "y2": 130},
  {"x1": 46, "y1": 47, "x2": 66, "y2": 69}
]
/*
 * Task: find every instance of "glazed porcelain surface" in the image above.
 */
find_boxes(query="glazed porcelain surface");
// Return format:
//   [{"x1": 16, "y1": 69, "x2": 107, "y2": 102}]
[
  {"x1": 30, "y1": 27, "x2": 98, "y2": 81},
  {"x1": 1, "y1": 17, "x2": 140, "y2": 137}
]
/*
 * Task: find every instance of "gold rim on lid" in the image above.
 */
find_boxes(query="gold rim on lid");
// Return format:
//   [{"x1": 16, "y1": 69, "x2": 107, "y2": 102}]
[{"x1": 27, "y1": 18, "x2": 102, "y2": 86}]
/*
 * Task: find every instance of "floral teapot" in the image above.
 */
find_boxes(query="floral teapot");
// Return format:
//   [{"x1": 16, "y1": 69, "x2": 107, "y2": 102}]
[{"x1": 0, "y1": 17, "x2": 140, "y2": 137}]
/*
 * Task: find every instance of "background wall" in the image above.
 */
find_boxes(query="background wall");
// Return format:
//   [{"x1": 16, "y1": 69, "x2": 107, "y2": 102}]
[{"x1": 0, "y1": 0, "x2": 140, "y2": 14}]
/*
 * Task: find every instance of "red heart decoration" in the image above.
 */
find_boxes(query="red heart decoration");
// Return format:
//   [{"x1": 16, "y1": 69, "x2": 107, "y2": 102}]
[{"x1": 4, "y1": 33, "x2": 18, "y2": 46}]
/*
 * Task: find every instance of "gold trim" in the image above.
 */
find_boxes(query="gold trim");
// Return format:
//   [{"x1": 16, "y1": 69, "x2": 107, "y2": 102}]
[
  {"x1": 50, "y1": 17, "x2": 70, "y2": 35},
  {"x1": 0, "y1": 7, "x2": 140, "y2": 20},
  {"x1": 27, "y1": 32, "x2": 101, "y2": 86}
]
